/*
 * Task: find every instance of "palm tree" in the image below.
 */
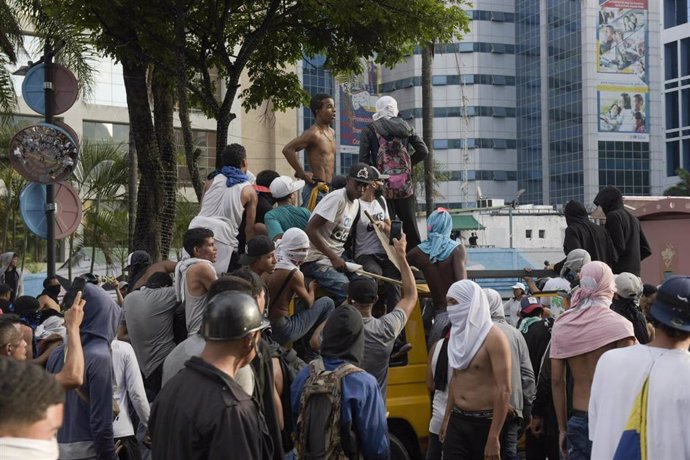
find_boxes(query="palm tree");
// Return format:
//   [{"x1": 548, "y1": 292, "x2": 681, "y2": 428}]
[
  {"x1": 664, "y1": 168, "x2": 690, "y2": 197},
  {"x1": 0, "y1": 0, "x2": 24, "y2": 116}
]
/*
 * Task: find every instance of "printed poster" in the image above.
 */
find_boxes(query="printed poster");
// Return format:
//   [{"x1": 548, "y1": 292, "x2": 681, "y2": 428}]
[{"x1": 338, "y1": 59, "x2": 381, "y2": 154}]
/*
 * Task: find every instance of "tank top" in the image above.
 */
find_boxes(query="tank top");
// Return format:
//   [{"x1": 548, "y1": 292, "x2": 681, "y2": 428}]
[{"x1": 193, "y1": 175, "x2": 251, "y2": 250}]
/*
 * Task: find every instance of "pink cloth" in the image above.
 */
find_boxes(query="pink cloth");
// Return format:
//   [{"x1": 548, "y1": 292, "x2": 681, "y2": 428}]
[{"x1": 551, "y1": 262, "x2": 634, "y2": 359}]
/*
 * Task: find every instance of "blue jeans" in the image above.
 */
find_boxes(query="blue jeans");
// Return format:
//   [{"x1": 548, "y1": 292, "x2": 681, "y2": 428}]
[
  {"x1": 502, "y1": 419, "x2": 520, "y2": 460},
  {"x1": 301, "y1": 261, "x2": 350, "y2": 304},
  {"x1": 270, "y1": 297, "x2": 335, "y2": 346},
  {"x1": 566, "y1": 413, "x2": 592, "y2": 460},
  {"x1": 301, "y1": 181, "x2": 329, "y2": 208}
]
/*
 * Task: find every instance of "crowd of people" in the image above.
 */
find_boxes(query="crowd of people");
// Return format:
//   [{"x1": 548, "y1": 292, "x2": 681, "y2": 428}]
[{"x1": 0, "y1": 93, "x2": 688, "y2": 460}]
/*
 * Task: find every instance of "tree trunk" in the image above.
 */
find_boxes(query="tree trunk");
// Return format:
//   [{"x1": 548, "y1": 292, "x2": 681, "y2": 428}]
[
  {"x1": 127, "y1": 129, "x2": 137, "y2": 251},
  {"x1": 174, "y1": 0, "x2": 203, "y2": 201},
  {"x1": 421, "y1": 42, "x2": 435, "y2": 216},
  {"x1": 214, "y1": 109, "x2": 235, "y2": 170},
  {"x1": 121, "y1": 56, "x2": 163, "y2": 260},
  {"x1": 152, "y1": 68, "x2": 177, "y2": 260}
]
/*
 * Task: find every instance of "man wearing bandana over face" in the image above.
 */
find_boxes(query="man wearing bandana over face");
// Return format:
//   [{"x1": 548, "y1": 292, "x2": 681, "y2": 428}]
[{"x1": 265, "y1": 228, "x2": 335, "y2": 349}]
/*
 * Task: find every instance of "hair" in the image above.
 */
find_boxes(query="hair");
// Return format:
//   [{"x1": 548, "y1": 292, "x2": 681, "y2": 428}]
[
  {"x1": 42, "y1": 276, "x2": 59, "y2": 289},
  {"x1": 0, "y1": 358, "x2": 64, "y2": 429},
  {"x1": 0, "y1": 284, "x2": 12, "y2": 296},
  {"x1": 220, "y1": 143, "x2": 247, "y2": 168},
  {"x1": 310, "y1": 93, "x2": 332, "y2": 116},
  {"x1": 183, "y1": 227, "x2": 214, "y2": 257},
  {"x1": 0, "y1": 321, "x2": 22, "y2": 349},
  {"x1": 12, "y1": 296, "x2": 39, "y2": 316},
  {"x1": 231, "y1": 268, "x2": 265, "y2": 299},
  {"x1": 206, "y1": 275, "x2": 253, "y2": 300},
  {"x1": 256, "y1": 170, "x2": 280, "y2": 188},
  {"x1": 642, "y1": 284, "x2": 658, "y2": 297},
  {"x1": 620, "y1": 93, "x2": 631, "y2": 110},
  {"x1": 648, "y1": 316, "x2": 690, "y2": 341},
  {"x1": 145, "y1": 272, "x2": 173, "y2": 289},
  {"x1": 633, "y1": 93, "x2": 643, "y2": 103}
]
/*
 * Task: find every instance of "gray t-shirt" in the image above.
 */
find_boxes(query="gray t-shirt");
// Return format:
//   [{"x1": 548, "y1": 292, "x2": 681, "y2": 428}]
[
  {"x1": 361, "y1": 308, "x2": 408, "y2": 400},
  {"x1": 123, "y1": 286, "x2": 178, "y2": 378},
  {"x1": 162, "y1": 334, "x2": 254, "y2": 394}
]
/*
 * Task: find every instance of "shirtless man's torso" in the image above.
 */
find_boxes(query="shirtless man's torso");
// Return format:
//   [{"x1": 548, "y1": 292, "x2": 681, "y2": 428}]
[{"x1": 407, "y1": 245, "x2": 467, "y2": 309}]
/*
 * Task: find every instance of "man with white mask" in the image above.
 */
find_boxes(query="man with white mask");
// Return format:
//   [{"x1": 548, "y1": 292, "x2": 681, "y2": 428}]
[
  {"x1": 358, "y1": 95, "x2": 428, "y2": 248},
  {"x1": 0, "y1": 350, "x2": 64, "y2": 460},
  {"x1": 265, "y1": 228, "x2": 335, "y2": 348},
  {"x1": 439, "y1": 280, "x2": 512, "y2": 460}
]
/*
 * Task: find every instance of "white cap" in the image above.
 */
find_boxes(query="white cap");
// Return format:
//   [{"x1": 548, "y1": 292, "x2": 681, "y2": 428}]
[
  {"x1": 270, "y1": 176, "x2": 305, "y2": 199},
  {"x1": 512, "y1": 282, "x2": 526, "y2": 291}
]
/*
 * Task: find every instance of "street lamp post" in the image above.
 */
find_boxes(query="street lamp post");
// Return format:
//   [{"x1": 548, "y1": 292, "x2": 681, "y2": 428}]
[{"x1": 508, "y1": 189, "x2": 526, "y2": 249}]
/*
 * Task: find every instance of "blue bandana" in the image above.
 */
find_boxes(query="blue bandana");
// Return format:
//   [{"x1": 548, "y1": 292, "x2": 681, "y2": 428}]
[
  {"x1": 220, "y1": 166, "x2": 249, "y2": 187},
  {"x1": 417, "y1": 209, "x2": 460, "y2": 263}
]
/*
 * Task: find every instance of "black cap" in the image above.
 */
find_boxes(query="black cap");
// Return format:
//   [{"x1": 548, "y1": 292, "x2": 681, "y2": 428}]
[
  {"x1": 0, "y1": 283, "x2": 13, "y2": 295},
  {"x1": 348, "y1": 163, "x2": 375, "y2": 184},
  {"x1": 348, "y1": 275, "x2": 378, "y2": 304},
  {"x1": 239, "y1": 235, "x2": 275, "y2": 265},
  {"x1": 649, "y1": 276, "x2": 690, "y2": 332},
  {"x1": 125, "y1": 250, "x2": 152, "y2": 270}
]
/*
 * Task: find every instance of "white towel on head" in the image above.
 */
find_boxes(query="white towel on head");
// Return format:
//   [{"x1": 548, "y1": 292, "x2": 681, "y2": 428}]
[
  {"x1": 372, "y1": 96, "x2": 399, "y2": 121},
  {"x1": 447, "y1": 280, "x2": 493, "y2": 370},
  {"x1": 275, "y1": 228, "x2": 310, "y2": 271}
]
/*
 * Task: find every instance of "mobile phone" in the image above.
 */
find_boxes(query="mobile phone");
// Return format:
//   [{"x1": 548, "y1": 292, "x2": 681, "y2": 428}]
[
  {"x1": 389, "y1": 220, "x2": 403, "y2": 245},
  {"x1": 62, "y1": 276, "x2": 86, "y2": 310}
]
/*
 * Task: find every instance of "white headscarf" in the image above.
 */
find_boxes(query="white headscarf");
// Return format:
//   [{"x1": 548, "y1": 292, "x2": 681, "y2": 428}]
[
  {"x1": 372, "y1": 96, "x2": 399, "y2": 121},
  {"x1": 447, "y1": 280, "x2": 493, "y2": 370},
  {"x1": 483, "y1": 288, "x2": 505, "y2": 321},
  {"x1": 0, "y1": 437, "x2": 59, "y2": 460},
  {"x1": 275, "y1": 228, "x2": 310, "y2": 271}
]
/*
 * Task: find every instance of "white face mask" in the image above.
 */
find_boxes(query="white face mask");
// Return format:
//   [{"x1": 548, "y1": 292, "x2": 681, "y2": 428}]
[{"x1": 0, "y1": 437, "x2": 59, "y2": 460}]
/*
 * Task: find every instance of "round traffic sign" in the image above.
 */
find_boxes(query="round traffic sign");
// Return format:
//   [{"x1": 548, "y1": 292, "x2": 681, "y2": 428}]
[{"x1": 21, "y1": 63, "x2": 79, "y2": 116}]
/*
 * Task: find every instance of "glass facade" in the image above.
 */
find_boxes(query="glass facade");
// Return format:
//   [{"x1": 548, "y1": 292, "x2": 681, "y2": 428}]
[
  {"x1": 516, "y1": 0, "x2": 543, "y2": 204},
  {"x1": 664, "y1": 32, "x2": 690, "y2": 176},
  {"x1": 598, "y1": 141, "x2": 650, "y2": 194},
  {"x1": 664, "y1": 0, "x2": 689, "y2": 29},
  {"x1": 301, "y1": 56, "x2": 335, "y2": 172}
]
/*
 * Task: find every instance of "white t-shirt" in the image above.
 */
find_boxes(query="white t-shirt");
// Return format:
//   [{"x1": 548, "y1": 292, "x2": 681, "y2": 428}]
[
  {"x1": 355, "y1": 198, "x2": 388, "y2": 256},
  {"x1": 111, "y1": 340, "x2": 150, "y2": 438},
  {"x1": 429, "y1": 338, "x2": 452, "y2": 435},
  {"x1": 503, "y1": 298, "x2": 522, "y2": 327},
  {"x1": 540, "y1": 277, "x2": 571, "y2": 318},
  {"x1": 305, "y1": 188, "x2": 359, "y2": 263},
  {"x1": 589, "y1": 344, "x2": 690, "y2": 459}
]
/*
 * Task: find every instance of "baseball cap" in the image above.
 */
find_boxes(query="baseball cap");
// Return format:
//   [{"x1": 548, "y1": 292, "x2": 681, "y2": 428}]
[
  {"x1": 348, "y1": 276, "x2": 378, "y2": 304},
  {"x1": 125, "y1": 250, "x2": 152, "y2": 270},
  {"x1": 560, "y1": 249, "x2": 591, "y2": 278},
  {"x1": 520, "y1": 296, "x2": 542, "y2": 314},
  {"x1": 615, "y1": 272, "x2": 642, "y2": 299},
  {"x1": 270, "y1": 176, "x2": 305, "y2": 200},
  {"x1": 348, "y1": 163, "x2": 376, "y2": 184},
  {"x1": 649, "y1": 276, "x2": 690, "y2": 332},
  {"x1": 239, "y1": 235, "x2": 275, "y2": 265},
  {"x1": 512, "y1": 282, "x2": 526, "y2": 292},
  {"x1": 369, "y1": 166, "x2": 390, "y2": 181}
]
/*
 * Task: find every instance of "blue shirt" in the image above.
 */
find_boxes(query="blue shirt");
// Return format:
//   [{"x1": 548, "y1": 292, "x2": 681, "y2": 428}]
[
  {"x1": 291, "y1": 358, "x2": 389, "y2": 459},
  {"x1": 264, "y1": 205, "x2": 311, "y2": 240}
]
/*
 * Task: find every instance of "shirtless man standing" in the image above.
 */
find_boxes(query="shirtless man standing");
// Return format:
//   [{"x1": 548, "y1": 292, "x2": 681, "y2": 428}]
[
  {"x1": 440, "y1": 280, "x2": 511, "y2": 460},
  {"x1": 407, "y1": 209, "x2": 467, "y2": 345},
  {"x1": 282, "y1": 93, "x2": 337, "y2": 207},
  {"x1": 264, "y1": 228, "x2": 335, "y2": 349},
  {"x1": 175, "y1": 228, "x2": 218, "y2": 336},
  {"x1": 550, "y1": 261, "x2": 634, "y2": 460}
]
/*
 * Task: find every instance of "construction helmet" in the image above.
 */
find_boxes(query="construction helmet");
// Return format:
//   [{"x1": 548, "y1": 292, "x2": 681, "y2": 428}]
[{"x1": 202, "y1": 291, "x2": 269, "y2": 341}]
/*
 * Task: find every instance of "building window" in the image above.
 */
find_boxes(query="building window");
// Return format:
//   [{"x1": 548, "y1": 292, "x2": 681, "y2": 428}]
[
  {"x1": 493, "y1": 107, "x2": 508, "y2": 117},
  {"x1": 493, "y1": 138, "x2": 508, "y2": 149},
  {"x1": 667, "y1": 141, "x2": 681, "y2": 176},
  {"x1": 664, "y1": 0, "x2": 689, "y2": 29},
  {"x1": 684, "y1": 139, "x2": 690, "y2": 169},
  {"x1": 682, "y1": 89, "x2": 690, "y2": 127},
  {"x1": 665, "y1": 42, "x2": 678, "y2": 80},
  {"x1": 433, "y1": 139, "x2": 449, "y2": 150},
  {"x1": 492, "y1": 75, "x2": 507, "y2": 85},
  {"x1": 667, "y1": 92, "x2": 680, "y2": 129},
  {"x1": 432, "y1": 75, "x2": 448, "y2": 86},
  {"x1": 525, "y1": 229, "x2": 532, "y2": 239},
  {"x1": 682, "y1": 38, "x2": 690, "y2": 78},
  {"x1": 539, "y1": 229, "x2": 545, "y2": 238}
]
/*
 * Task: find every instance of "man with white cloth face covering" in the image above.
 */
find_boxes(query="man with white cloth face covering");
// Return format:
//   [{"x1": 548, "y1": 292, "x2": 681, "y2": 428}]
[
  {"x1": 265, "y1": 228, "x2": 335, "y2": 348},
  {"x1": 440, "y1": 280, "x2": 512, "y2": 460}
]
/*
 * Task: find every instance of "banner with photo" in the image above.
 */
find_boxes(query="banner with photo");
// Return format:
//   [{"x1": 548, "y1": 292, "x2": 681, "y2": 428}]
[
  {"x1": 338, "y1": 59, "x2": 380, "y2": 153},
  {"x1": 597, "y1": 0, "x2": 649, "y2": 141}
]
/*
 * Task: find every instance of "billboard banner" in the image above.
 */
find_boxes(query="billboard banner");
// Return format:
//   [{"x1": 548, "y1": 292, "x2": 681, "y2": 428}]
[
  {"x1": 597, "y1": 0, "x2": 649, "y2": 141},
  {"x1": 338, "y1": 59, "x2": 380, "y2": 154}
]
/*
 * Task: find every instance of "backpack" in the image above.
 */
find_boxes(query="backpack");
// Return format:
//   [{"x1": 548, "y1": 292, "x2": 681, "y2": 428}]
[
  {"x1": 295, "y1": 358, "x2": 362, "y2": 460},
  {"x1": 374, "y1": 130, "x2": 413, "y2": 200}
]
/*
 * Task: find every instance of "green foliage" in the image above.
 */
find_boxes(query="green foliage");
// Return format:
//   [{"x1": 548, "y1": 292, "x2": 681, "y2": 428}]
[
  {"x1": 412, "y1": 160, "x2": 450, "y2": 205},
  {"x1": 664, "y1": 168, "x2": 690, "y2": 197}
]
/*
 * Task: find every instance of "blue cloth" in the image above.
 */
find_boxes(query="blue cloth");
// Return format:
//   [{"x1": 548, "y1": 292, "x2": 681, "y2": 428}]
[
  {"x1": 417, "y1": 210, "x2": 459, "y2": 263},
  {"x1": 291, "y1": 357, "x2": 389, "y2": 460},
  {"x1": 46, "y1": 284, "x2": 121, "y2": 460},
  {"x1": 270, "y1": 296, "x2": 335, "y2": 346},
  {"x1": 566, "y1": 414, "x2": 592, "y2": 460},
  {"x1": 220, "y1": 166, "x2": 249, "y2": 187}
]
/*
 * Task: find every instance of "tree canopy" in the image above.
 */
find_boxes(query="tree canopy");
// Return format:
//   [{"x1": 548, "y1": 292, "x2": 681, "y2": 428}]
[{"x1": 664, "y1": 168, "x2": 690, "y2": 196}]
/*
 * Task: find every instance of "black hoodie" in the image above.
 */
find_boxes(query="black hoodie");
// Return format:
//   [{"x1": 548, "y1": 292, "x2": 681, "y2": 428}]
[
  {"x1": 320, "y1": 304, "x2": 364, "y2": 366},
  {"x1": 358, "y1": 117, "x2": 428, "y2": 167},
  {"x1": 562, "y1": 200, "x2": 617, "y2": 266},
  {"x1": 594, "y1": 186, "x2": 651, "y2": 275}
]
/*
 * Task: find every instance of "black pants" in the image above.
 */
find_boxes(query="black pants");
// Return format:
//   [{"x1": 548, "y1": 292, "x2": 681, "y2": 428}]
[
  {"x1": 442, "y1": 410, "x2": 495, "y2": 460},
  {"x1": 525, "y1": 429, "x2": 560, "y2": 460},
  {"x1": 143, "y1": 363, "x2": 163, "y2": 400},
  {"x1": 386, "y1": 195, "x2": 420, "y2": 249},
  {"x1": 115, "y1": 435, "x2": 141, "y2": 460}
]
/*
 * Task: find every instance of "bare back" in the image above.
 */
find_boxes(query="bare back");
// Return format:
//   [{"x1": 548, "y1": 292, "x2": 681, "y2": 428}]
[
  {"x1": 265, "y1": 268, "x2": 297, "y2": 320},
  {"x1": 304, "y1": 125, "x2": 336, "y2": 183},
  {"x1": 408, "y1": 246, "x2": 465, "y2": 309}
]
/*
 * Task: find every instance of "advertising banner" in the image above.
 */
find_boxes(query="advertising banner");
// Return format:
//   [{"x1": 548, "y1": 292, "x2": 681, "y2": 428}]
[
  {"x1": 597, "y1": 0, "x2": 649, "y2": 141},
  {"x1": 338, "y1": 59, "x2": 380, "y2": 154}
]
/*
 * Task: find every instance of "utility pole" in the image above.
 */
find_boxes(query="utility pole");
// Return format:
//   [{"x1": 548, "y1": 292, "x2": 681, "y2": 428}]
[
  {"x1": 421, "y1": 42, "x2": 434, "y2": 216},
  {"x1": 44, "y1": 41, "x2": 56, "y2": 278}
]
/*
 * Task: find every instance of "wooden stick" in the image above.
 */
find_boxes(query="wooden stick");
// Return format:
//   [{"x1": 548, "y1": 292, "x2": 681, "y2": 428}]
[
  {"x1": 356, "y1": 268, "x2": 430, "y2": 295},
  {"x1": 363, "y1": 209, "x2": 402, "y2": 271}
]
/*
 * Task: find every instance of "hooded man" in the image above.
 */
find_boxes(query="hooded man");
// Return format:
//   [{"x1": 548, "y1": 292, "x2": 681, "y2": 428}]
[
  {"x1": 0, "y1": 252, "x2": 21, "y2": 301},
  {"x1": 593, "y1": 186, "x2": 651, "y2": 275},
  {"x1": 440, "y1": 280, "x2": 511, "y2": 460},
  {"x1": 47, "y1": 283, "x2": 121, "y2": 460},
  {"x1": 407, "y1": 208, "x2": 467, "y2": 345},
  {"x1": 359, "y1": 95, "x2": 429, "y2": 248},
  {"x1": 550, "y1": 261, "x2": 635, "y2": 460},
  {"x1": 485, "y1": 288, "x2": 536, "y2": 460},
  {"x1": 554, "y1": 200, "x2": 617, "y2": 272},
  {"x1": 291, "y1": 304, "x2": 389, "y2": 460},
  {"x1": 611, "y1": 272, "x2": 650, "y2": 344}
]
